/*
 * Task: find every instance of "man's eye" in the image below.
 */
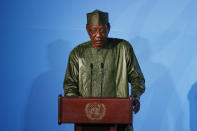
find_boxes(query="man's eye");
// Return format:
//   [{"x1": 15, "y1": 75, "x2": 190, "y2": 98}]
[
  {"x1": 90, "y1": 30, "x2": 97, "y2": 34},
  {"x1": 100, "y1": 29, "x2": 105, "y2": 33}
]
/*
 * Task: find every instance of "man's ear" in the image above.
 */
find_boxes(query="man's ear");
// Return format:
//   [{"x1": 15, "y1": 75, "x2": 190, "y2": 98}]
[{"x1": 106, "y1": 23, "x2": 110, "y2": 33}]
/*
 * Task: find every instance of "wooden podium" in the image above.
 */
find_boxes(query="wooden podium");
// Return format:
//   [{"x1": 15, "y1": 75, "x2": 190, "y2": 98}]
[{"x1": 58, "y1": 94, "x2": 133, "y2": 131}]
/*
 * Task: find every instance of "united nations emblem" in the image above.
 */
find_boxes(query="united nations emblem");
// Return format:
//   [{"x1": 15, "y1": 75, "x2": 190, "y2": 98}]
[{"x1": 85, "y1": 102, "x2": 106, "y2": 120}]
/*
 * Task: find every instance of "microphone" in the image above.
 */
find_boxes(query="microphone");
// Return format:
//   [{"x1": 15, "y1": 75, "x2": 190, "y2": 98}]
[
  {"x1": 90, "y1": 63, "x2": 93, "y2": 97},
  {"x1": 100, "y1": 63, "x2": 104, "y2": 97}
]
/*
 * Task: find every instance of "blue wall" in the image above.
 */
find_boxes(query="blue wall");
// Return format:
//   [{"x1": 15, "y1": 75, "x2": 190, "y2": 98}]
[{"x1": 1, "y1": 0, "x2": 197, "y2": 131}]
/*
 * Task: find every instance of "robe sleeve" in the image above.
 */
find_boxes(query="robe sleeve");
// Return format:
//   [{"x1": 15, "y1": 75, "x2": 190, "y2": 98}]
[
  {"x1": 125, "y1": 42, "x2": 145, "y2": 97},
  {"x1": 63, "y1": 49, "x2": 79, "y2": 96}
]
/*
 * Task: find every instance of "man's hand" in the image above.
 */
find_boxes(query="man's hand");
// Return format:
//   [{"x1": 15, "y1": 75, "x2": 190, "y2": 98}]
[{"x1": 132, "y1": 97, "x2": 140, "y2": 114}]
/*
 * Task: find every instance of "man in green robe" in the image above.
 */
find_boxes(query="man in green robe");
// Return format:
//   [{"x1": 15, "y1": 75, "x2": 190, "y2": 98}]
[{"x1": 63, "y1": 10, "x2": 145, "y2": 131}]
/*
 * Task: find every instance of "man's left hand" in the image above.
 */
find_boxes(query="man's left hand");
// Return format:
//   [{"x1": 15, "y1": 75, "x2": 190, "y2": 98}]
[{"x1": 132, "y1": 97, "x2": 140, "y2": 114}]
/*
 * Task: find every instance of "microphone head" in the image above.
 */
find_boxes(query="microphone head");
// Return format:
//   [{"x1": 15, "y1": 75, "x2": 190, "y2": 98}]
[
  {"x1": 90, "y1": 63, "x2": 93, "y2": 69},
  {"x1": 101, "y1": 63, "x2": 104, "y2": 68}
]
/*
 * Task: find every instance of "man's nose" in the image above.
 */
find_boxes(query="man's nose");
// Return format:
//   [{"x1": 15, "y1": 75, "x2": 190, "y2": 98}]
[{"x1": 95, "y1": 31, "x2": 102, "y2": 38}]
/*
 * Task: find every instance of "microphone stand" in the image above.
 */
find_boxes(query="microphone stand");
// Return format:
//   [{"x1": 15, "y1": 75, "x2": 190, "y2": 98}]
[
  {"x1": 90, "y1": 63, "x2": 93, "y2": 97},
  {"x1": 101, "y1": 63, "x2": 104, "y2": 97}
]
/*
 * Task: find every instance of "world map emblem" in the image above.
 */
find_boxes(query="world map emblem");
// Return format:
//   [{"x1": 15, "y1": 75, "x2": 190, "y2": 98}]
[{"x1": 85, "y1": 102, "x2": 106, "y2": 120}]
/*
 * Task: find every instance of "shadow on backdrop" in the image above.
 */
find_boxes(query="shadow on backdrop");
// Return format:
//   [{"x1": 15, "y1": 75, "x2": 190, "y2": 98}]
[
  {"x1": 131, "y1": 36, "x2": 183, "y2": 131},
  {"x1": 188, "y1": 82, "x2": 197, "y2": 131},
  {"x1": 23, "y1": 39, "x2": 73, "y2": 131}
]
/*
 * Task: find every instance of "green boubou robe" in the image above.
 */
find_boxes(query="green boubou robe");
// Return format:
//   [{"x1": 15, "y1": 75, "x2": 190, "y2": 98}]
[{"x1": 63, "y1": 38, "x2": 145, "y2": 131}]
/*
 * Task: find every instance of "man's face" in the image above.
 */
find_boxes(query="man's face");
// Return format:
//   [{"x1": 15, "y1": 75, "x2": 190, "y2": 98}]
[{"x1": 86, "y1": 24, "x2": 110, "y2": 49}]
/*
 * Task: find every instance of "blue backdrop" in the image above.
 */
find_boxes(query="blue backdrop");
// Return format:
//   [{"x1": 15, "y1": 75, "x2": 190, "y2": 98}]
[{"x1": 1, "y1": 0, "x2": 197, "y2": 131}]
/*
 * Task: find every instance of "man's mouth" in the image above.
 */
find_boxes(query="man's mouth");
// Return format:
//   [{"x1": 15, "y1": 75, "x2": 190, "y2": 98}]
[{"x1": 95, "y1": 40, "x2": 104, "y2": 43}]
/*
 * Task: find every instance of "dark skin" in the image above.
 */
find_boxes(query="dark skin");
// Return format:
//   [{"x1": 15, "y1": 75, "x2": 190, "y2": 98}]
[
  {"x1": 86, "y1": 23, "x2": 110, "y2": 49},
  {"x1": 86, "y1": 23, "x2": 140, "y2": 114},
  {"x1": 132, "y1": 97, "x2": 140, "y2": 114}
]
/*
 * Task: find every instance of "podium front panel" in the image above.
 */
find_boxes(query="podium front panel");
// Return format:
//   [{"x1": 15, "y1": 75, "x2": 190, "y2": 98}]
[{"x1": 58, "y1": 95, "x2": 132, "y2": 124}]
